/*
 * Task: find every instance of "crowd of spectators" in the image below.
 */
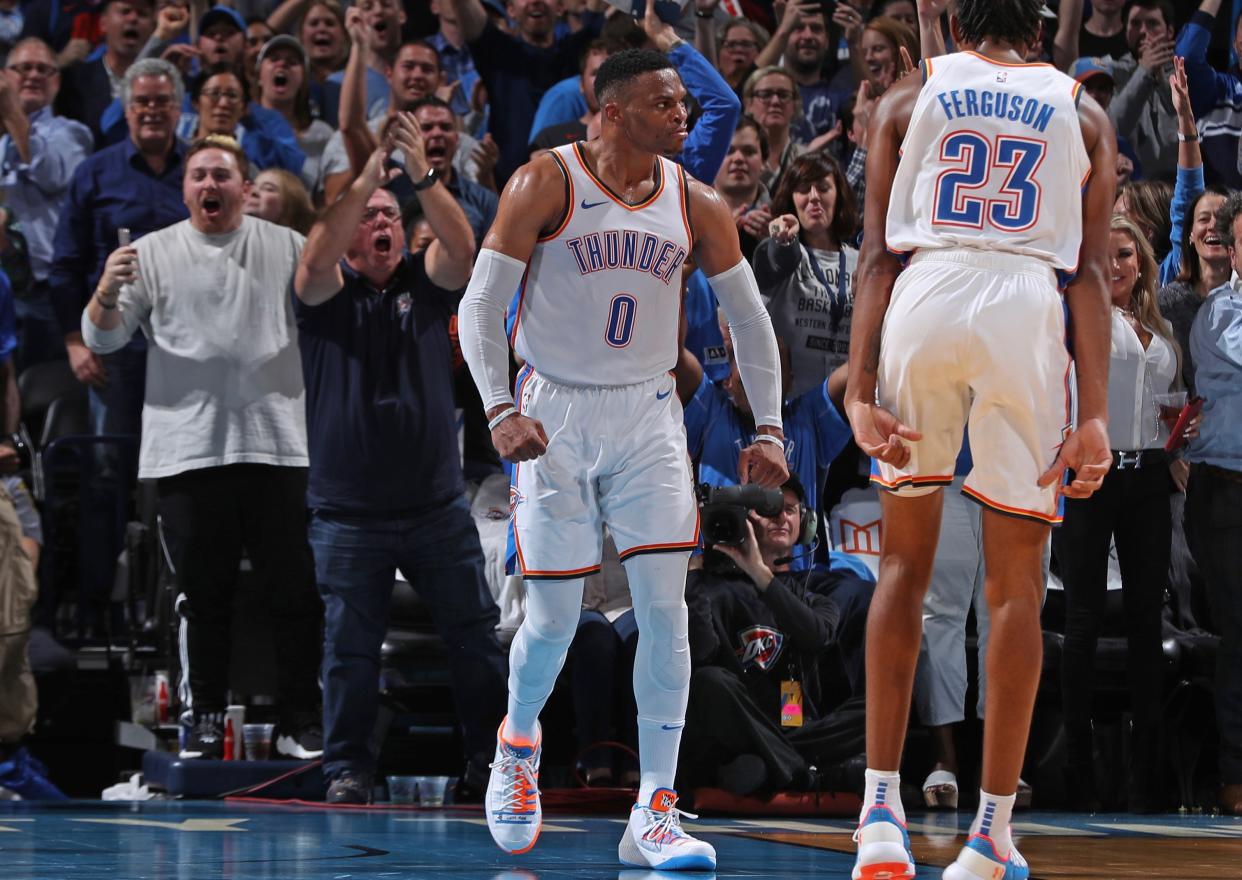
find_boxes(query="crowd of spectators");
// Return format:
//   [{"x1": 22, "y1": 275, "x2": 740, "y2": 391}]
[{"x1": 0, "y1": 0, "x2": 1238, "y2": 816}]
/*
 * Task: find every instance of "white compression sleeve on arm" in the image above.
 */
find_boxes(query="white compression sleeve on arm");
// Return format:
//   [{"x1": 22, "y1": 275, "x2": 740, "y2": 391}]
[
  {"x1": 708, "y1": 258, "x2": 784, "y2": 431},
  {"x1": 458, "y1": 247, "x2": 527, "y2": 412}
]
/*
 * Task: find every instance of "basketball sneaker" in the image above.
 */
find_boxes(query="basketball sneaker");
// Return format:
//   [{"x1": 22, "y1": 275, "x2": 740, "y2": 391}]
[
  {"x1": 852, "y1": 805, "x2": 916, "y2": 880},
  {"x1": 618, "y1": 788, "x2": 716, "y2": 871},
  {"x1": 485, "y1": 718, "x2": 542, "y2": 854},
  {"x1": 942, "y1": 833, "x2": 1029, "y2": 880}
]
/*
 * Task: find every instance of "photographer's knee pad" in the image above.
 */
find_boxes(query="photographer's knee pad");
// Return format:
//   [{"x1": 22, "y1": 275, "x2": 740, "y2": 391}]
[{"x1": 642, "y1": 600, "x2": 690, "y2": 693}]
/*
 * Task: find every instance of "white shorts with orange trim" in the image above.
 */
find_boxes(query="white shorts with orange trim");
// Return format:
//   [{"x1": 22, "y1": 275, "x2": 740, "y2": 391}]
[
  {"x1": 509, "y1": 368, "x2": 699, "y2": 580},
  {"x1": 872, "y1": 249, "x2": 1073, "y2": 525}
]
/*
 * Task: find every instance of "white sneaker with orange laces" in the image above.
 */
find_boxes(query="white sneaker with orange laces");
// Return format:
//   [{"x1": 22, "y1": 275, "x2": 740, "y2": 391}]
[
  {"x1": 618, "y1": 788, "x2": 717, "y2": 871},
  {"x1": 485, "y1": 718, "x2": 542, "y2": 855}
]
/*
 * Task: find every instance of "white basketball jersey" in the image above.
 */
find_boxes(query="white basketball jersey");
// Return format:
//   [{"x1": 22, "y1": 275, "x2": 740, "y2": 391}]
[
  {"x1": 886, "y1": 51, "x2": 1091, "y2": 274},
  {"x1": 511, "y1": 143, "x2": 692, "y2": 386}
]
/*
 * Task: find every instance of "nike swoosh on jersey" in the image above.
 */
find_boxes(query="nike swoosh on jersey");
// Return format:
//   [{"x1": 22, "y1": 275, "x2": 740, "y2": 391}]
[
  {"x1": 655, "y1": 389, "x2": 671, "y2": 400},
  {"x1": 580, "y1": 198, "x2": 609, "y2": 209}
]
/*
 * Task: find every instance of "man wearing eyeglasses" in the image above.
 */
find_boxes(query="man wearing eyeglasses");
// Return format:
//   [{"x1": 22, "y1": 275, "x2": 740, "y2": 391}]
[
  {"x1": 293, "y1": 113, "x2": 506, "y2": 806},
  {"x1": 48, "y1": 57, "x2": 188, "y2": 636},
  {"x1": 0, "y1": 37, "x2": 92, "y2": 369}
]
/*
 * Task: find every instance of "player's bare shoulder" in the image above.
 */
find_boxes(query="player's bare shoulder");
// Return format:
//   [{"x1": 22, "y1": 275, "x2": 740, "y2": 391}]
[
  {"x1": 489, "y1": 151, "x2": 572, "y2": 242},
  {"x1": 872, "y1": 68, "x2": 923, "y2": 138}
]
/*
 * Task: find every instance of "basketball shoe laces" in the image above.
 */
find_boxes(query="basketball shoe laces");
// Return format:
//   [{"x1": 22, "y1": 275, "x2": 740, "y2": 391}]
[
  {"x1": 490, "y1": 748, "x2": 538, "y2": 814},
  {"x1": 642, "y1": 800, "x2": 699, "y2": 847}
]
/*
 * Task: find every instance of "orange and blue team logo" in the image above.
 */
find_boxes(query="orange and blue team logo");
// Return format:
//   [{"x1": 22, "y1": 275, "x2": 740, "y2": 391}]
[
  {"x1": 735, "y1": 626, "x2": 785, "y2": 670},
  {"x1": 508, "y1": 486, "x2": 525, "y2": 518}
]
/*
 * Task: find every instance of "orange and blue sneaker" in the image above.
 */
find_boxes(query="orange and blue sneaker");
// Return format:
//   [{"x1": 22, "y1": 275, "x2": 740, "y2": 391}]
[
  {"x1": 942, "y1": 833, "x2": 1029, "y2": 880},
  {"x1": 485, "y1": 718, "x2": 542, "y2": 855},
  {"x1": 618, "y1": 788, "x2": 716, "y2": 870},
  {"x1": 852, "y1": 805, "x2": 916, "y2": 880}
]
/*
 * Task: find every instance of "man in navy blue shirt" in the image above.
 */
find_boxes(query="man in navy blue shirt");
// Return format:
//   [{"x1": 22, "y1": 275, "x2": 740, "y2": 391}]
[
  {"x1": 294, "y1": 114, "x2": 506, "y2": 806},
  {"x1": 47, "y1": 57, "x2": 187, "y2": 630}
]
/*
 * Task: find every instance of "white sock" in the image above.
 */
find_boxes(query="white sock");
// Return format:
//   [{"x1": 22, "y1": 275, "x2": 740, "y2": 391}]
[
  {"x1": 862, "y1": 768, "x2": 904, "y2": 823},
  {"x1": 969, "y1": 790, "x2": 1015, "y2": 858},
  {"x1": 636, "y1": 716, "x2": 682, "y2": 805}
]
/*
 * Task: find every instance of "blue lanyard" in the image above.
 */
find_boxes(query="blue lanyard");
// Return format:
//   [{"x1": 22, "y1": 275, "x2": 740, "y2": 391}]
[{"x1": 803, "y1": 245, "x2": 848, "y2": 330}]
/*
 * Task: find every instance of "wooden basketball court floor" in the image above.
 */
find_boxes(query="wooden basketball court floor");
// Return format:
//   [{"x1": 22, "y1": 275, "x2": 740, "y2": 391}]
[{"x1": 2, "y1": 801, "x2": 1240, "y2": 879}]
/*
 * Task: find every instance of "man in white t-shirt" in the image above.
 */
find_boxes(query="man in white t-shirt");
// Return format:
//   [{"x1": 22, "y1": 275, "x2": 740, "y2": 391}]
[{"x1": 81, "y1": 134, "x2": 324, "y2": 766}]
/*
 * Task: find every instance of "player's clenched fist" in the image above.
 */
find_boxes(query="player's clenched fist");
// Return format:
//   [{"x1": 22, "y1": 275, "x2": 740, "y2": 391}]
[
  {"x1": 491, "y1": 413, "x2": 549, "y2": 463},
  {"x1": 737, "y1": 438, "x2": 789, "y2": 488}
]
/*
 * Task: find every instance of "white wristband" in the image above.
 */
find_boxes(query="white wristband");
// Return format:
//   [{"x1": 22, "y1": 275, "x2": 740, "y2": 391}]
[
  {"x1": 488, "y1": 406, "x2": 518, "y2": 431},
  {"x1": 754, "y1": 433, "x2": 784, "y2": 448}
]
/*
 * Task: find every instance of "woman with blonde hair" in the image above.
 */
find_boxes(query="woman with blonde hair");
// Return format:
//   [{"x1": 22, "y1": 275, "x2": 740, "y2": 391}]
[
  {"x1": 1053, "y1": 214, "x2": 1185, "y2": 813},
  {"x1": 244, "y1": 168, "x2": 316, "y2": 235}
]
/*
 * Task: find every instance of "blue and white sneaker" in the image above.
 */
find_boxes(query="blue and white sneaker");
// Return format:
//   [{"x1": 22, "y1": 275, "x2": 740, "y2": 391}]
[
  {"x1": 618, "y1": 788, "x2": 716, "y2": 871},
  {"x1": 942, "y1": 833, "x2": 1029, "y2": 880},
  {"x1": 485, "y1": 718, "x2": 542, "y2": 855},
  {"x1": 852, "y1": 805, "x2": 916, "y2": 880}
]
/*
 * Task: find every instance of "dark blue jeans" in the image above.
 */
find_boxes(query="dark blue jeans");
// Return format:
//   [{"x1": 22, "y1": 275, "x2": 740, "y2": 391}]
[
  {"x1": 310, "y1": 494, "x2": 507, "y2": 780},
  {"x1": 1186, "y1": 466, "x2": 1242, "y2": 784}
]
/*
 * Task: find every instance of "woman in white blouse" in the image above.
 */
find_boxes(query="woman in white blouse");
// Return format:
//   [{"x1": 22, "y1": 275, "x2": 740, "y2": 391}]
[{"x1": 1054, "y1": 215, "x2": 1182, "y2": 813}]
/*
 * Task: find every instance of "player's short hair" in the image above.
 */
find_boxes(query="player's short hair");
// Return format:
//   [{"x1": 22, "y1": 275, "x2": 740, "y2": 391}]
[
  {"x1": 954, "y1": 0, "x2": 1045, "y2": 48},
  {"x1": 1215, "y1": 191, "x2": 1242, "y2": 249},
  {"x1": 593, "y1": 48, "x2": 676, "y2": 106}
]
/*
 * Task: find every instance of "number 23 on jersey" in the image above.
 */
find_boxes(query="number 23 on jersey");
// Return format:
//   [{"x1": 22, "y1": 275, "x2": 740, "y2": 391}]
[{"x1": 933, "y1": 131, "x2": 1046, "y2": 233}]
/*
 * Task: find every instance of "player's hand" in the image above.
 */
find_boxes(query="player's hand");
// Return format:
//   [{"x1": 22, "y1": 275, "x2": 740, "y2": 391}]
[
  {"x1": 738, "y1": 436, "x2": 789, "y2": 487},
  {"x1": 1037, "y1": 417, "x2": 1111, "y2": 499},
  {"x1": 712, "y1": 519, "x2": 774, "y2": 591},
  {"x1": 492, "y1": 413, "x2": 548, "y2": 462},
  {"x1": 767, "y1": 213, "x2": 800, "y2": 244},
  {"x1": 845, "y1": 400, "x2": 922, "y2": 469}
]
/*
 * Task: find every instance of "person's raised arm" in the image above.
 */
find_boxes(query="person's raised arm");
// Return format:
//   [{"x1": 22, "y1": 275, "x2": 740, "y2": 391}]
[
  {"x1": 82, "y1": 244, "x2": 150, "y2": 353},
  {"x1": 442, "y1": 0, "x2": 488, "y2": 44},
  {"x1": 295, "y1": 146, "x2": 390, "y2": 306},
  {"x1": 457, "y1": 155, "x2": 566, "y2": 463},
  {"x1": 391, "y1": 112, "x2": 474, "y2": 289},
  {"x1": 692, "y1": 0, "x2": 720, "y2": 69},
  {"x1": 690, "y1": 178, "x2": 788, "y2": 488},
  {"x1": 1052, "y1": 0, "x2": 1083, "y2": 72},
  {"x1": 339, "y1": 8, "x2": 378, "y2": 174},
  {"x1": 755, "y1": 1, "x2": 816, "y2": 69},
  {"x1": 844, "y1": 74, "x2": 922, "y2": 467},
  {"x1": 266, "y1": 0, "x2": 311, "y2": 34},
  {"x1": 1039, "y1": 94, "x2": 1116, "y2": 499},
  {"x1": 1176, "y1": 0, "x2": 1226, "y2": 118},
  {"x1": 917, "y1": 0, "x2": 948, "y2": 59},
  {"x1": 1165, "y1": 55, "x2": 1205, "y2": 284}
]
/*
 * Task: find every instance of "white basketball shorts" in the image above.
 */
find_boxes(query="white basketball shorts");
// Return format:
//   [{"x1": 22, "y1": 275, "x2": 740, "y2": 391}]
[
  {"x1": 508, "y1": 366, "x2": 700, "y2": 579},
  {"x1": 871, "y1": 249, "x2": 1073, "y2": 524}
]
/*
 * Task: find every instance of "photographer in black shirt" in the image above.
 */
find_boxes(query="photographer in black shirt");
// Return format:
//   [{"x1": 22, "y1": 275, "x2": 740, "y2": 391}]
[{"x1": 679, "y1": 475, "x2": 871, "y2": 796}]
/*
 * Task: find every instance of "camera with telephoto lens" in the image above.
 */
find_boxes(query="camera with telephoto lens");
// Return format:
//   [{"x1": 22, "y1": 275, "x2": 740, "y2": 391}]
[{"x1": 696, "y1": 482, "x2": 784, "y2": 547}]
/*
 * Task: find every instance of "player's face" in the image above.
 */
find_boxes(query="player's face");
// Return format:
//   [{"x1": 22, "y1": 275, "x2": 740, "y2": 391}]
[
  {"x1": 860, "y1": 29, "x2": 896, "y2": 89},
  {"x1": 714, "y1": 127, "x2": 763, "y2": 192},
  {"x1": 747, "y1": 73, "x2": 796, "y2": 130},
  {"x1": 1191, "y1": 193, "x2": 1228, "y2": 265},
  {"x1": 613, "y1": 70, "x2": 688, "y2": 156},
  {"x1": 719, "y1": 25, "x2": 760, "y2": 80},
  {"x1": 792, "y1": 175, "x2": 837, "y2": 236},
  {"x1": 1108, "y1": 230, "x2": 1141, "y2": 307},
  {"x1": 347, "y1": 190, "x2": 406, "y2": 282},
  {"x1": 753, "y1": 488, "x2": 801, "y2": 555}
]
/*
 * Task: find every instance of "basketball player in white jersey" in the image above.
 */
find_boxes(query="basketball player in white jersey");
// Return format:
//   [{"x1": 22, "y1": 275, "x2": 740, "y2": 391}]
[
  {"x1": 458, "y1": 49, "x2": 788, "y2": 871},
  {"x1": 845, "y1": 2, "x2": 1116, "y2": 879}
]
